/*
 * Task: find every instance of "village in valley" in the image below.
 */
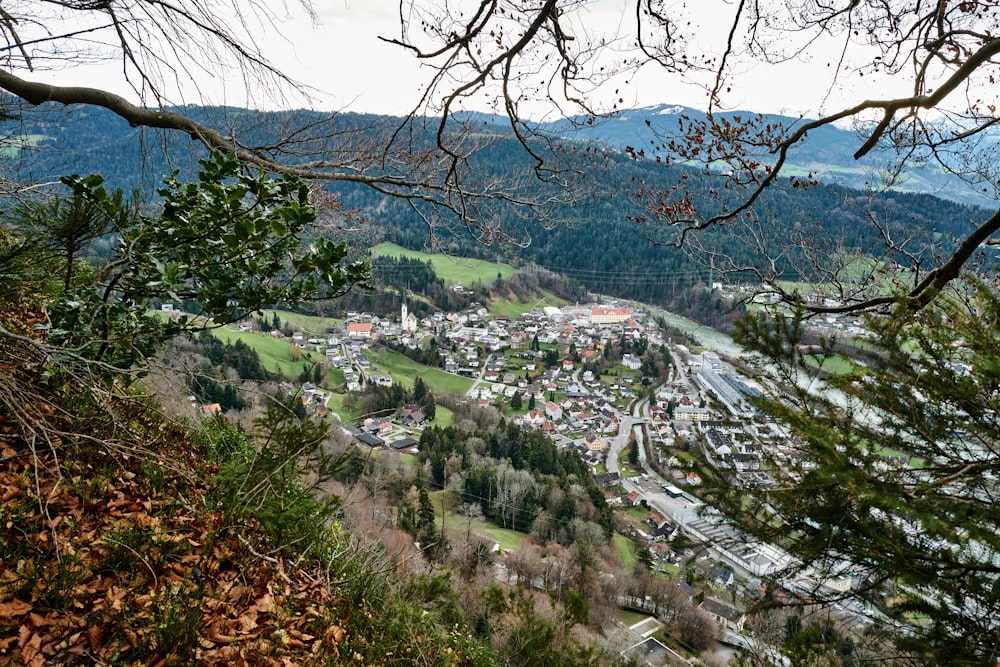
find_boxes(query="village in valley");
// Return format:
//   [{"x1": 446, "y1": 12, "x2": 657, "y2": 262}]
[{"x1": 210, "y1": 287, "x2": 882, "y2": 663}]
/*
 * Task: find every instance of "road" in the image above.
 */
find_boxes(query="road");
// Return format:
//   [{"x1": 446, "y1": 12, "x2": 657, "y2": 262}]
[
  {"x1": 605, "y1": 393, "x2": 654, "y2": 478},
  {"x1": 464, "y1": 353, "x2": 493, "y2": 398}
]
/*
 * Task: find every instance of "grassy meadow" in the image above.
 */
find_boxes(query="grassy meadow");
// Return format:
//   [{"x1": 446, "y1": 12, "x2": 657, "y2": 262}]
[
  {"x1": 372, "y1": 242, "x2": 517, "y2": 285},
  {"x1": 261, "y1": 309, "x2": 343, "y2": 334},
  {"x1": 431, "y1": 490, "x2": 530, "y2": 552},
  {"x1": 212, "y1": 326, "x2": 314, "y2": 377},
  {"x1": 367, "y1": 348, "x2": 476, "y2": 396}
]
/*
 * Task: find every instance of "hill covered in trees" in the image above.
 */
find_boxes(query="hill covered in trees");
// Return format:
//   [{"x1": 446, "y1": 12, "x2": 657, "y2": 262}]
[{"x1": 2, "y1": 102, "x2": 990, "y2": 325}]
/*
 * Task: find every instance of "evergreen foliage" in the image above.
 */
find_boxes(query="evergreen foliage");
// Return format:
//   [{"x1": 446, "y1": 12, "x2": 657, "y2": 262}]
[
  {"x1": 705, "y1": 279, "x2": 1000, "y2": 663},
  {"x1": 193, "y1": 331, "x2": 274, "y2": 381},
  {"x1": 4, "y1": 152, "x2": 368, "y2": 372},
  {"x1": 6, "y1": 106, "x2": 988, "y2": 325}
]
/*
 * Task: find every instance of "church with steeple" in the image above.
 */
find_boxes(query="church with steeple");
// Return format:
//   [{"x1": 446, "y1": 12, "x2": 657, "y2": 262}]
[{"x1": 401, "y1": 301, "x2": 418, "y2": 334}]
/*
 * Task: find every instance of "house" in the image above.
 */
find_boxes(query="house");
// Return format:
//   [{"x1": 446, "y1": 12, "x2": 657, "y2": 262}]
[
  {"x1": 524, "y1": 410, "x2": 546, "y2": 427},
  {"x1": 401, "y1": 407, "x2": 427, "y2": 426},
  {"x1": 373, "y1": 374, "x2": 393, "y2": 387},
  {"x1": 544, "y1": 401, "x2": 563, "y2": 420},
  {"x1": 650, "y1": 542, "x2": 672, "y2": 561},
  {"x1": 356, "y1": 433, "x2": 385, "y2": 448},
  {"x1": 590, "y1": 307, "x2": 631, "y2": 324},
  {"x1": 622, "y1": 637, "x2": 671, "y2": 667},
  {"x1": 388, "y1": 437, "x2": 419, "y2": 452},
  {"x1": 364, "y1": 419, "x2": 392, "y2": 435},
  {"x1": 645, "y1": 509, "x2": 669, "y2": 529},
  {"x1": 674, "y1": 405, "x2": 712, "y2": 421},
  {"x1": 622, "y1": 353, "x2": 642, "y2": 371},
  {"x1": 731, "y1": 452, "x2": 761, "y2": 471},
  {"x1": 713, "y1": 565, "x2": 735, "y2": 588},
  {"x1": 203, "y1": 403, "x2": 222, "y2": 415},
  {"x1": 650, "y1": 523, "x2": 675, "y2": 541},
  {"x1": 700, "y1": 598, "x2": 746, "y2": 633},
  {"x1": 582, "y1": 432, "x2": 604, "y2": 453},
  {"x1": 594, "y1": 471, "x2": 620, "y2": 488},
  {"x1": 347, "y1": 321, "x2": 372, "y2": 338}
]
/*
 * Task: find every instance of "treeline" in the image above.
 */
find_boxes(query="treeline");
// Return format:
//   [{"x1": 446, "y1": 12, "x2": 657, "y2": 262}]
[
  {"x1": 417, "y1": 423, "x2": 613, "y2": 544},
  {"x1": 190, "y1": 375, "x2": 243, "y2": 411},
  {"x1": 499, "y1": 265, "x2": 588, "y2": 303},
  {"x1": 344, "y1": 375, "x2": 437, "y2": 421},
  {"x1": 11, "y1": 103, "x2": 989, "y2": 327},
  {"x1": 193, "y1": 331, "x2": 274, "y2": 381},
  {"x1": 185, "y1": 332, "x2": 277, "y2": 410},
  {"x1": 293, "y1": 255, "x2": 467, "y2": 318}
]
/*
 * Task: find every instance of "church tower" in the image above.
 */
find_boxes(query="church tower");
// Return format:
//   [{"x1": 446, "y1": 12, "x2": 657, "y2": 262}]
[{"x1": 401, "y1": 300, "x2": 416, "y2": 333}]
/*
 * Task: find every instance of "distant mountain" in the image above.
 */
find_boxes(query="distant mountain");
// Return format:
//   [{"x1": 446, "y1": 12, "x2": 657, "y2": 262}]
[
  {"x1": 530, "y1": 103, "x2": 1000, "y2": 207},
  {"x1": 1, "y1": 102, "x2": 992, "y2": 327}
]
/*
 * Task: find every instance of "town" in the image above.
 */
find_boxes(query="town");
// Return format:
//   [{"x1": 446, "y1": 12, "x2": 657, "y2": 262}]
[{"x1": 216, "y1": 293, "x2": 886, "y2": 664}]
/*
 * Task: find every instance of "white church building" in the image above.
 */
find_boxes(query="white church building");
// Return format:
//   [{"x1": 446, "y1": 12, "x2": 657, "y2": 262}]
[{"x1": 401, "y1": 302, "x2": 418, "y2": 334}]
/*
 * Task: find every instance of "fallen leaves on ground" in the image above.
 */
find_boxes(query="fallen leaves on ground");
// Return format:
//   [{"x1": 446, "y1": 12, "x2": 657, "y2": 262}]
[{"x1": 0, "y1": 438, "x2": 350, "y2": 666}]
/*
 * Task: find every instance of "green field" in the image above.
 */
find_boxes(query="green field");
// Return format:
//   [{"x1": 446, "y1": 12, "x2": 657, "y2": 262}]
[
  {"x1": 803, "y1": 353, "x2": 855, "y2": 375},
  {"x1": 775, "y1": 257, "x2": 895, "y2": 296},
  {"x1": 0, "y1": 134, "x2": 47, "y2": 157},
  {"x1": 264, "y1": 309, "x2": 343, "y2": 335},
  {"x1": 327, "y1": 393, "x2": 364, "y2": 422},
  {"x1": 613, "y1": 533, "x2": 638, "y2": 568},
  {"x1": 488, "y1": 288, "x2": 569, "y2": 317},
  {"x1": 617, "y1": 447, "x2": 643, "y2": 478},
  {"x1": 619, "y1": 609, "x2": 654, "y2": 627},
  {"x1": 372, "y1": 242, "x2": 517, "y2": 286},
  {"x1": 623, "y1": 506, "x2": 649, "y2": 522},
  {"x1": 398, "y1": 453, "x2": 419, "y2": 467},
  {"x1": 213, "y1": 327, "x2": 313, "y2": 377},
  {"x1": 435, "y1": 405, "x2": 455, "y2": 428},
  {"x1": 367, "y1": 348, "x2": 476, "y2": 396},
  {"x1": 433, "y1": 490, "x2": 529, "y2": 552}
]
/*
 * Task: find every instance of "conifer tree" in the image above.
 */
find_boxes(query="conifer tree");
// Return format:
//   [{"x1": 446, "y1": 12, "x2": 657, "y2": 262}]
[{"x1": 704, "y1": 280, "x2": 1000, "y2": 663}]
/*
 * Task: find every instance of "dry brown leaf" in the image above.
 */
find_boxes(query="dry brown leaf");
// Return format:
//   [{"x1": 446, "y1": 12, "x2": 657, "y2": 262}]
[
  {"x1": 26, "y1": 612, "x2": 49, "y2": 628},
  {"x1": 238, "y1": 610, "x2": 258, "y2": 632},
  {"x1": 330, "y1": 626, "x2": 346, "y2": 643},
  {"x1": 287, "y1": 628, "x2": 314, "y2": 642},
  {"x1": 225, "y1": 583, "x2": 246, "y2": 603},
  {"x1": 0, "y1": 599, "x2": 32, "y2": 620},
  {"x1": 19, "y1": 631, "x2": 42, "y2": 665},
  {"x1": 87, "y1": 625, "x2": 104, "y2": 651},
  {"x1": 106, "y1": 586, "x2": 127, "y2": 612},
  {"x1": 249, "y1": 592, "x2": 274, "y2": 614}
]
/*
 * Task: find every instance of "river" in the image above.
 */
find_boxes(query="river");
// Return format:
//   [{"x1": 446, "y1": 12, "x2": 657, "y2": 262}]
[{"x1": 643, "y1": 304, "x2": 744, "y2": 358}]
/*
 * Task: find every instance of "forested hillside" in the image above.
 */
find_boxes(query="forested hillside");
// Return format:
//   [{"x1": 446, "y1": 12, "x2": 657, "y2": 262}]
[{"x1": 3, "y1": 103, "x2": 989, "y2": 323}]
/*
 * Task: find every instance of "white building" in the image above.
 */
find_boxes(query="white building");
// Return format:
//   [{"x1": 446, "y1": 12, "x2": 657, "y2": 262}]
[{"x1": 401, "y1": 302, "x2": 418, "y2": 334}]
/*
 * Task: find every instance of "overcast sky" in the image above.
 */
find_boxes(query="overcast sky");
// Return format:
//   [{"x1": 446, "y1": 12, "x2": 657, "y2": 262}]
[
  {"x1": 30, "y1": 0, "x2": 921, "y2": 121},
  {"x1": 268, "y1": 0, "x2": 903, "y2": 119}
]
